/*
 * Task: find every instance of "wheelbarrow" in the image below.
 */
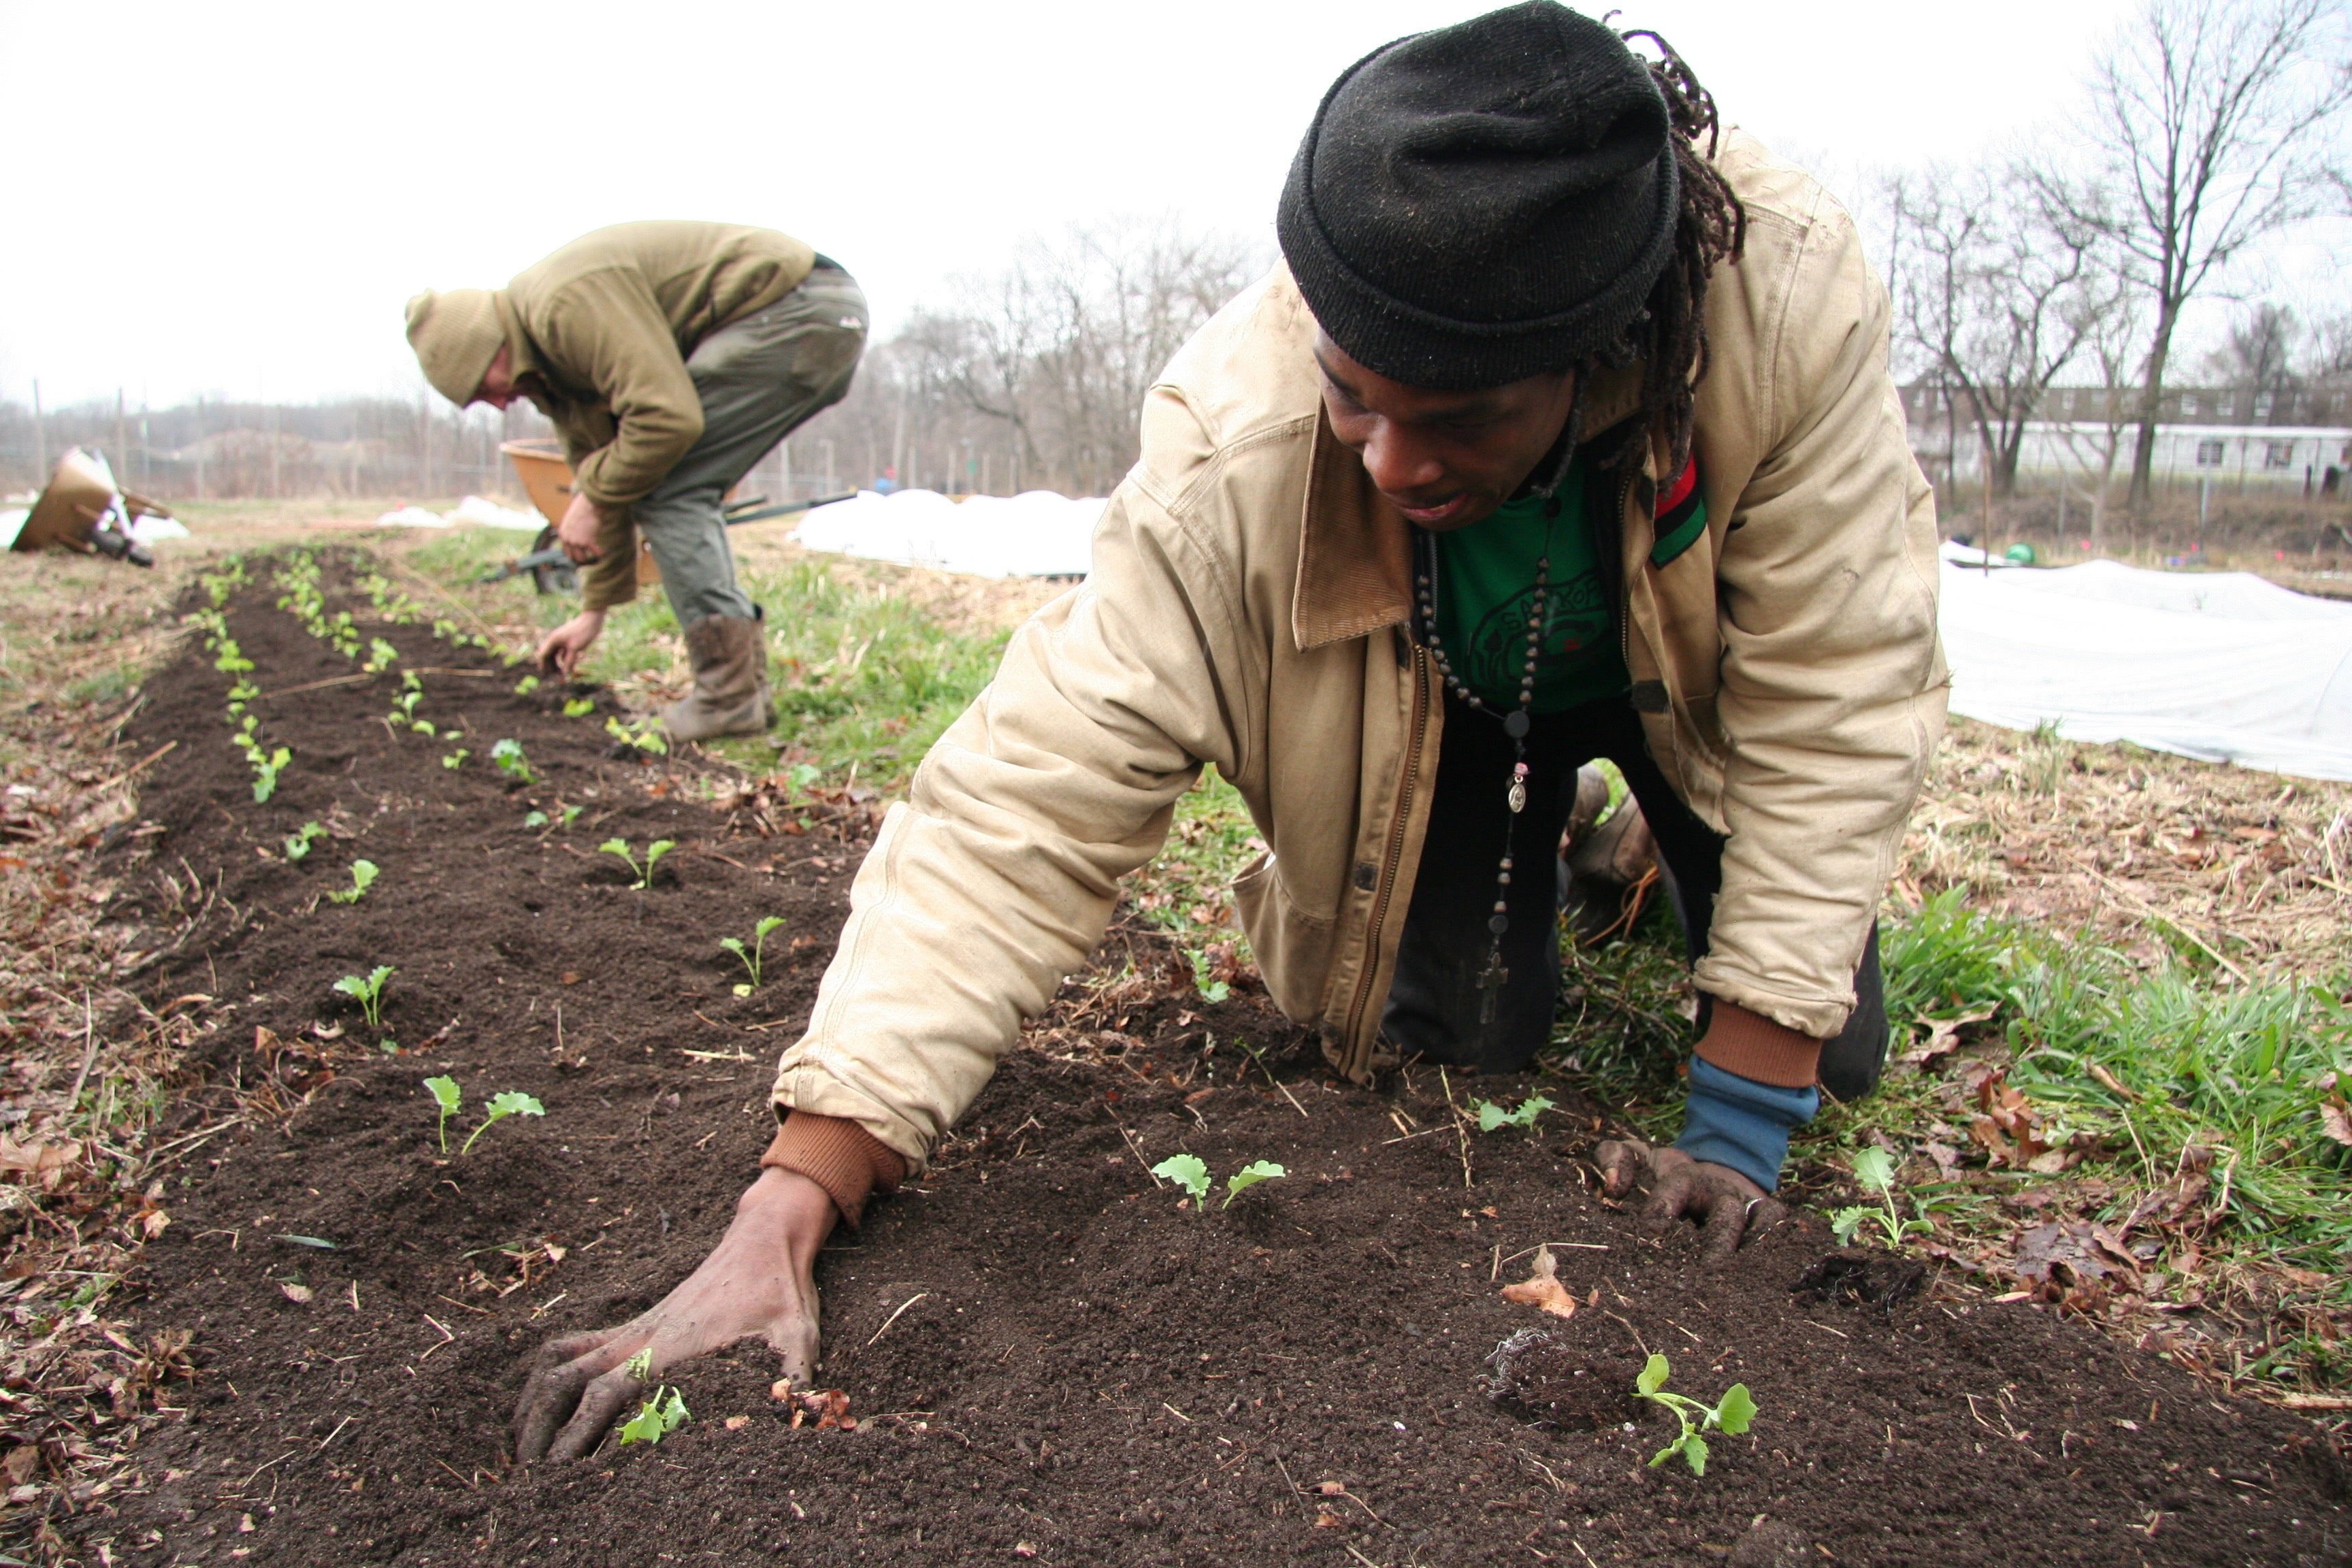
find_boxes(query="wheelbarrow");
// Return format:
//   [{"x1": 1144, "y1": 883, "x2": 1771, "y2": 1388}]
[{"x1": 483, "y1": 439, "x2": 853, "y2": 593}]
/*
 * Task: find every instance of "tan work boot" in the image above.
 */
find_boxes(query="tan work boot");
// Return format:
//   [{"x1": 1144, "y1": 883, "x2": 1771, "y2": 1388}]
[{"x1": 662, "y1": 615, "x2": 774, "y2": 743}]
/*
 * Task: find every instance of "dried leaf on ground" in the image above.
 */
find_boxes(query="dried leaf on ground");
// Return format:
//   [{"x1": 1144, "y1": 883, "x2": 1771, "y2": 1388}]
[
  {"x1": 1500, "y1": 1245, "x2": 1578, "y2": 1320},
  {"x1": 1897, "y1": 1005, "x2": 1997, "y2": 1068}
]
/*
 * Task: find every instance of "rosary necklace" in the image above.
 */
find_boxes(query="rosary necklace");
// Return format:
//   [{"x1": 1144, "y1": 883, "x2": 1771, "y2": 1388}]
[{"x1": 1414, "y1": 500, "x2": 1561, "y2": 1026}]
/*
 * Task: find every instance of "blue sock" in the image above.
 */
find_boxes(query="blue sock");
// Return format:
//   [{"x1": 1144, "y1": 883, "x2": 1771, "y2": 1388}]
[{"x1": 1673, "y1": 1058, "x2": 1819, "y2": 1192}]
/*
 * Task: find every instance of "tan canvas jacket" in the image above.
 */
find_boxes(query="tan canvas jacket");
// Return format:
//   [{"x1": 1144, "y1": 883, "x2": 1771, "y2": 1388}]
[
  {"x1": 774, "y1": 133, "x2": 1948, "y2": 1171},
  {"x1": 493, "y1": 221, "x2": 816, "y2": 511}
]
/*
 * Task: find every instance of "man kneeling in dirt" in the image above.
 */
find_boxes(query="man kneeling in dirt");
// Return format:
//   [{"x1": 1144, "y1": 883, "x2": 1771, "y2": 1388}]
[
  {"x1": 511, "y1": 3, "x2": 1946, "y2": 1460},
  {"x1": 406, "y1": 222, "x2": 868, "y2": 740}
]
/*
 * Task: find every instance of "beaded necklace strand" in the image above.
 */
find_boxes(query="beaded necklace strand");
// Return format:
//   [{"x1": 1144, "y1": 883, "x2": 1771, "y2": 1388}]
[{"x1": 1413, "y1": 501, "x2": 1560, "y2": 1026}]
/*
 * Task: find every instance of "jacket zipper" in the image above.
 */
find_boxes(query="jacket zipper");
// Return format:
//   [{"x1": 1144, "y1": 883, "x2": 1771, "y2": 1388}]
[{"x1": 1342, "y1": 635, "x2": 1432, "y2": 1062}]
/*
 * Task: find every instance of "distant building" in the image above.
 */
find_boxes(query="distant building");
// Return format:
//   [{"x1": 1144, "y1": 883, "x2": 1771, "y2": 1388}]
[{"x1": 1901, "y1": 382, "x2": 2352, "y2": 496}]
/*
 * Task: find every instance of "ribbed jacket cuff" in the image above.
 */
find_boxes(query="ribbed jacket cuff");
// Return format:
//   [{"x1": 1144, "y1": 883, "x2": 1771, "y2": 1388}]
[
  {"x1": 760, "y1": 1111, "x2": 905, "y2": 1228},
  {"x1": 1693, "y1": 1000, "x2": 1823, "y2": 1089}
]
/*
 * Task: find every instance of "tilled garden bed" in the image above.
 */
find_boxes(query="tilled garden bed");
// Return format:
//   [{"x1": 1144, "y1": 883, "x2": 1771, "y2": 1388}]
[{"x1": 81, "y1": 561, "x2": 2349, "y2": 1566}]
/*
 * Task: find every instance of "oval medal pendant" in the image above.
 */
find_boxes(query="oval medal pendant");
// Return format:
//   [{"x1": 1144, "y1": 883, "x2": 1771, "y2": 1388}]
[{"x1": 1507, "y1": 779, "x2": 1528, "y2": 814}]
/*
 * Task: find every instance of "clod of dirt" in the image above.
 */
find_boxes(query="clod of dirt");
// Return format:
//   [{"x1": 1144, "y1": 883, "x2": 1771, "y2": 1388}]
[
  {"x1": 1791, "y1": 1249, "x2": 1925, "y2": 1309},
  {"x1": 1728, "y1": 1519, "x2": 1814, "y2": 1567},
  {"x1": 1486, "y1": 1328, "x2": 1644, "y2": 1429}
]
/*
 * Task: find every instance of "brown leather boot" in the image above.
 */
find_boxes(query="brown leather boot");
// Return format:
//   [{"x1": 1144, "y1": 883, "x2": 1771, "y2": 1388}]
[{"x1": 662, "y1": 615, "x2": 774, "y2": 742}]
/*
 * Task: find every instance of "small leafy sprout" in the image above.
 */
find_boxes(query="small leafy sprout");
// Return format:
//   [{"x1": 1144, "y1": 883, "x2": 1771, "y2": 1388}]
[
  {"x1": 459, "y1": 1090, "x2": 545, "y2": 1154},
  {"x1": 605, "y1": 715, "x2": 668, "y2": 755},
  {"x1": 283, "y1": 821, "x2": 326, "y2": 862},
  {"x1": 1188, "y1": 948, "x2": 1230, "y2": 1004},
  {"x1": 1633, "y1": 1354, "x2": 1757, "y2": 1477},
  {"x1": 563, "y1": 697, "x2": 595, "y2": 718},
  {"x1": 1150, "y1": 1154, "x2": 1211, "y2": 1206},
  {"x1": 250, "y1": 745, "x2": 291, "y2": 803},
  {"x1": 1223, "y1": 1160, "x2": 1286, "y2": 1207},
  {"x1": 618, "y1": 1385, "x2": 689, "y2": 1446},
  {"x1": 720, "y1": 915, "x2": 787, "y2": 994},
  {"x1": 786, "y1": 762, "x2": 821, "y2": 794},
  {"x1": 363, "y1": 637, "x2": 399, "y2": 674},
  {"x1": 334, "y1": 965, "x2": 395, "y2": 1030},
  {"x1": 441, "y1": 748, "x2": 470, "y2": 770},
  {"x1": 326, "y1": 859, "x2": 379, "y2": 904},
  {"x1": 395, "y1": 689, "x2": 424, "y2": 718},
  {"x1": 1473, "y1": 1094, "x2": 1554, "y2": 1134},
  {"x1": 1829, "y1": 1146, "x2": 1934, "y2": 1250},
  {"x1": 423, "y1": 1075, "x2": 461, "y2": 1152},
  {"x1": 623, "y1": 1348, "x2": 652, "y2": 1380},
  {"x1": 491, "y1": 738, "x2": 534, "y2": 784},
  {"x1": 523, "y1": 810, "x2": 549, "y2": 830},
  {"x1": 600, "y1": 838, "x2": 676, "y2": 889},
  {"x1": 513, "y1": 674, "x2": 541, "y2": 696},
  {"x1": 562, "y1": 804, "x2": 583, "y2": 826}
]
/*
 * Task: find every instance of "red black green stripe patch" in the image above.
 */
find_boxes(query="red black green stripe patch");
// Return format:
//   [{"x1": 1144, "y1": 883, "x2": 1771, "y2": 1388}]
[{"x1": 1650, "y1": 457, "x2": 1707, "y2": 568}]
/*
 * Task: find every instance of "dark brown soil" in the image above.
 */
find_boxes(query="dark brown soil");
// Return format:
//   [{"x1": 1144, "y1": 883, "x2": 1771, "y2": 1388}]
[{"x1": 82, "y1": 560, "x2": 2349, "y2": 1567}]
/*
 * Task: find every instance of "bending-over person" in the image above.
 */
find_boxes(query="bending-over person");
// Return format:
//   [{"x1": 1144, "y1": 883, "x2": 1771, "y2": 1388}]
[
  {"x1": 406, "y1": 221, "x2": 867, "y2": 740},
  {"x1": 510, "y1": 3, "x2": 1947, "y2": 1462}
]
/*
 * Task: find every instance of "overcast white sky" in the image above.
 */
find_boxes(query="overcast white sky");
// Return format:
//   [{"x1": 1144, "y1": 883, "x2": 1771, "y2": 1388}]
[{"x1": 0, "y1": 0, "x2": 2238, "y2": 409}]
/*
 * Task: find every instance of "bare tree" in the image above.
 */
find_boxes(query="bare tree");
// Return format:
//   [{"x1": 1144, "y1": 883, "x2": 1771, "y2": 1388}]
[
  {"x1": 2042, "y1": 0, "x2": 2351, "y2": 510},
  {"x1": 2051, "y1": 289, "x2": 2151, "y2": 555},
  {"x1": 1889, "y1": 163, "x2": 2108, "y2": 501},
  {"x1": 900, "y1": 219, "x2": 1263, "y2": 495},
  {"x1": 2201, "y1": 301, "x2": 2303, "y2": 410}
]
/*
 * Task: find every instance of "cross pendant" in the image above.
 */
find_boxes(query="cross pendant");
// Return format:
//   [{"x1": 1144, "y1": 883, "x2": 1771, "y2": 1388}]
[{"x1": 1476, "y1": 957, "x2": 1509, "y2": 1023}]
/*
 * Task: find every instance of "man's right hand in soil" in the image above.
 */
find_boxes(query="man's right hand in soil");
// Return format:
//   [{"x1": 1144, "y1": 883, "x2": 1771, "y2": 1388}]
[
  {"x1": 535, "y1": 609, "x2": 604, "y2": 680},
  {"x1": 510, "y1": 1169, "x2": 834, "y2": 1462}
]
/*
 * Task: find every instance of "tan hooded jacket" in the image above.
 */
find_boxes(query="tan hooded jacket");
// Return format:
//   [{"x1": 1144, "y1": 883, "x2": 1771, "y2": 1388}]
[{"x1": 772, "y1": 133, "x2": 1948, "y2": 1171}]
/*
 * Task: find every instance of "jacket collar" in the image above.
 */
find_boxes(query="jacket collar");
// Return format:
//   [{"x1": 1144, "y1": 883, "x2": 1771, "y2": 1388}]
[{"x1": 1289, "y1": 359, "x2": 1648, "y2": 652}]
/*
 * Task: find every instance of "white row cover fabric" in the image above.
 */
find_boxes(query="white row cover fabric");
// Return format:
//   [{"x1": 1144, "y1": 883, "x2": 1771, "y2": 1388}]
[
  {"x1": 1938, "y1": 542, "x2": 2352, "y2": 781},
  {"x1": 793, "y1": 489, "x2": 1101, "y2": 578}
]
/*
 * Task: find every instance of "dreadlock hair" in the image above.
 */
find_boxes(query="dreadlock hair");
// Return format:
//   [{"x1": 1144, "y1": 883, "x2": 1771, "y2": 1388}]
[{"x1": 1566, "y1": 29, "x2": 1747, "y2": 478}]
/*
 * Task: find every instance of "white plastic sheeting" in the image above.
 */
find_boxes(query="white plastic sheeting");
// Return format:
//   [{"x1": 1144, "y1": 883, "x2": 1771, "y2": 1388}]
[
  {"x1": 793, "y1": 489, "x2": 1100, "y2": 578},
  {"x1": 447, "y1": 495, "x2": 544, "y2": 532},
  {"x1": 1938, "y1": 543, "x2": 2352, "y2": 781}
]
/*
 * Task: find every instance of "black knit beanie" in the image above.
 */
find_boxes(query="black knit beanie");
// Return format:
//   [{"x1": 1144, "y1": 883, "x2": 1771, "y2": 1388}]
[{"x1": 1277, "y1": 1, "x2": 1678, "y2": 390}]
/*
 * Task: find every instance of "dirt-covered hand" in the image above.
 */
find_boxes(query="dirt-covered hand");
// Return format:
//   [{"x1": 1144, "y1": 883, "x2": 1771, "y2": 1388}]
[
  {"x1": 555, "y1": 491, "x2": 604, "y2": 564},
  {"x1": 510, "y1": 1167, "x2": 835, "y2": 1462},
  {"x1": 534, "y1": 610, "x2": 604, "y2": 680},
  {"x1": 1595, "y1": 1138, "x2": 1786, "y2": 1262}
]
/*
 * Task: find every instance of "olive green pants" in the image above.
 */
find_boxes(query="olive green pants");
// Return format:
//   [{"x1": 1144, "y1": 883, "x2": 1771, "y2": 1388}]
[{"x1": 583, "y1": 267, "x2": 867, "y2": 624}]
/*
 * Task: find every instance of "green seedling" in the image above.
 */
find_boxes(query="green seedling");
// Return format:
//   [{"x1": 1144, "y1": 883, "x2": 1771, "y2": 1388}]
[
  {"x1": 227, "y1": 679, "x2": 259, "y2": 703},
  {"x1": 600, "y1": 837, "x2": 676, "y2": 889},
  {"x1": 423, "y1": 1075, "x2": 461, "y2": 1152},
  {"x1": 460, "y1": 1090, "x2": 545, "y2": 1154},
  {"x1": 250, "y1": 746, "x2": 291, "y2": 803},
  {"x1": 491, "y1": 738, "x2": 534, "y2": 785},
  {"x1": 1151, "y1": 1154, "x2": 1211, "y2": 1205},
  {"x1": 1222, "y1": 1160, "x2": 1286, "y2": 1207},
  {"x1": 720, "y1": 916, "x2": 787, "y2": 994},
  {"x1": 1829, "y1": 1146, "x2": 1934, "y2": 1250},
  {"x1": 562, "y1": 804, "x2": 583, "y2": 827},
  {"x1": 1187, "y1": 948, "x2": 1230, "y2": 1004},
  {"x1": 523, "y1": 810, "x2": 549, "y2": 829},
  {"x1": 605, "y1": 716, "x2": 668, "y2": 755},
  {"x1": 363, "y1": 637, "x2": 399, "y2": 674},
  {"x1": 618, "y1": 1386, "x2": 689, "y2": 1446},
  {"x1": 1633, "y1": 1354, "x2": 1757, "y2": 1477},
  {"x1": 563, "y1": 698, "x2": 595, "y2": 718},
  {"x1": 1149, "y1": 1154, "x2": 1287, "y2": 1210},
  {"x1": 1473, "y1": 1094, "x2": 1554, "y2": 1133},
  {"x1": 334, "y1": 965, "x2": 395, "y2": 1030},
  {"x1": 441, "y1": 748, "x2": 470, "y2": 770},
  {"x1": 326, "y1": 858, "x2": 379, "y2": 904},
  {"x1": 283, "y1": 821, "x2": 327, "y2": 862},
  {"x1": 513, "y1": 674, "x2": 541, "y2": 696}
]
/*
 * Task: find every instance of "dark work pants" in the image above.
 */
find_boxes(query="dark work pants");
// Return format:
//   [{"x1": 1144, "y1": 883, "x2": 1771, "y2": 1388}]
[{"x1": 1382, "y1": 690, "x2": 1889, "y2": 1099}]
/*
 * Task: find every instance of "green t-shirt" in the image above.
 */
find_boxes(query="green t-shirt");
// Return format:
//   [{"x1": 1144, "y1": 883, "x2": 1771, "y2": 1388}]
[{"x1": 1432, "y1": 473, "x2": 1630, "y2": 714}]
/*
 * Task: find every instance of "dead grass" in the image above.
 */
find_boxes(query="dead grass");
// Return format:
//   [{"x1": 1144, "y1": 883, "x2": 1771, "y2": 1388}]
[{"x1": 1902, "y1": 717, "x2": 2352, "y2": 980}]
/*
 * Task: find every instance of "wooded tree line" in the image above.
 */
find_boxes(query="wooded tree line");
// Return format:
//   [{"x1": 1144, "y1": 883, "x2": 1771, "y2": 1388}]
[{"x1": 5, "y1": 0, "x2": 2341, "y2": 514}]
